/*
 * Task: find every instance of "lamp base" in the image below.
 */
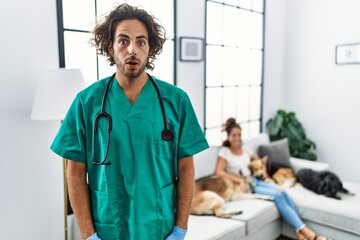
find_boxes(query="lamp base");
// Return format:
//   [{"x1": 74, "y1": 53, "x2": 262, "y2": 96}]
[{"x1": 63, "y1": 158, "x2": 68, "y2": 240}]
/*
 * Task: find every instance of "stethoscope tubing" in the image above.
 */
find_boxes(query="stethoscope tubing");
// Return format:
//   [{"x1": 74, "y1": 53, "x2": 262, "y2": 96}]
[{"x1": 92, "y1": 73, "x2": 173, "y2": 166}]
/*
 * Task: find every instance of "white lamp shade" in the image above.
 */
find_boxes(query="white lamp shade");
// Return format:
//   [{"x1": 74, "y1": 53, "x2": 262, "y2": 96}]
[{"x1": 31, "y1": 68, "x2": 86, "y2": 121}]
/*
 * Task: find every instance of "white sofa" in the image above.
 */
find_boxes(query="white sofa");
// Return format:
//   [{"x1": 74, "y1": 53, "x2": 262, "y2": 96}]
[
  {"x1": 67, "y1": 133, "x2": 360, "y2": 240},
  {"x1": 185, "y1": 133, "x2": 360, "y2": 240}
]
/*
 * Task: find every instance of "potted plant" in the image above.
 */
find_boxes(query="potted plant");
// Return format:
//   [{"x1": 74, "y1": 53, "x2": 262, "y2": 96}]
[{"x1": 266, "y1": 109, "x2": 317, "y2": 161}]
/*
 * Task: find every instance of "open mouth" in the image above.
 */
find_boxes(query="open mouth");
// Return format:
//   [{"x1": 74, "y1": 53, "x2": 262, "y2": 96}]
[{"x1": 125, "y1": 60, "x2": 140, "y2": 69}]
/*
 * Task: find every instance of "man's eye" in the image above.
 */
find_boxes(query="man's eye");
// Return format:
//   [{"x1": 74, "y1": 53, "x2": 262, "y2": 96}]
[
  {"x1": 118, "y1": 39, "x2": 128, "y2": 45},
  {"x1": 138, "y1": 40, "x2": 146, "y2": 46}
]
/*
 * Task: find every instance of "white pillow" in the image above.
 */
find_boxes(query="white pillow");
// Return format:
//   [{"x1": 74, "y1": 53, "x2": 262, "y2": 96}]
[
  {"x1": 290, "y1": 157, "x2": 330, "y2": 173},
  {"x1": 243, "y1": 133, "x2": 270, "y2": 154}
]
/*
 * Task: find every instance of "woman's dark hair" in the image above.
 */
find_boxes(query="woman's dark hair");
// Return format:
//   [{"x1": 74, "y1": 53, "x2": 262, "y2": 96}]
[
  {"x1": 222, "y1": 118, "x2": 241, "y2": 147},
  {"x1": 91, "y1": 3, "x2": 166, "y2": 70}
]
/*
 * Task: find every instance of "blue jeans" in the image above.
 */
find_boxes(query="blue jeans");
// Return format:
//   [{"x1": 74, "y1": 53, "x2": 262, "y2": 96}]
[{"x1": 252, "y1": 177, "x2": 305, "y2": 231}]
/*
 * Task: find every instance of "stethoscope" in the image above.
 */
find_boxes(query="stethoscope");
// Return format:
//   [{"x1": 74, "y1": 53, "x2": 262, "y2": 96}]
[{"x1": 93, "y1": 73, "x2": 174, "y2": 166}]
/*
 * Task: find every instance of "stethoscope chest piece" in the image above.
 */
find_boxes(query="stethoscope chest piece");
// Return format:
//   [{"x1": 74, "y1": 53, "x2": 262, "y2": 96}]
[{"x1": 162, "y1": 129, "x2": 174, "y2": 141}]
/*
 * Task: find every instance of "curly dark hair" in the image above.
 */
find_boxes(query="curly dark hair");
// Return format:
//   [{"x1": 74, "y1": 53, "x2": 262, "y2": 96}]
[
  {"x1": 222, "y1": 118, "x2": 241, "y2": 147},
  {"x1": 91, "y1": 3, "x2": 166, "y2": 70}
]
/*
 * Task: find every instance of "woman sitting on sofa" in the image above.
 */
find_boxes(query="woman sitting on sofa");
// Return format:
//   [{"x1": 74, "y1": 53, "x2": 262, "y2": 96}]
[{"x1": 215, "y1": 118, "x2": 331, "y2": 240}]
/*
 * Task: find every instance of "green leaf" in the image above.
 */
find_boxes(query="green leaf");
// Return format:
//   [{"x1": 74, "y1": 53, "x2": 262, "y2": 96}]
[
  {"x1": 266, "y1": 109, "x2": 317, "y2": 161},
  {"x1": 266, "y1": 115, "x2": 283, "y2": 136}
]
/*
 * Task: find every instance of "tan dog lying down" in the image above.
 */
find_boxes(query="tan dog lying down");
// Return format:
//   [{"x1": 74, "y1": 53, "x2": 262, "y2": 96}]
[
  {"x1": 248, "y1": 156, "x2": 296, "y2": 188},
  {"x1": 190, "y1": 171, "x2": 273, "y2": 218}
]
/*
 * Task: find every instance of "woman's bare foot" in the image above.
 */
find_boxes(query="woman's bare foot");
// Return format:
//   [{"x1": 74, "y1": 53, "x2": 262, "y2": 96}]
[
  {"x1": 295, "y1": 231, "x2": 307, "y2": 240},
  {"x1": 298, "y1": 226, "x2": 332, "y2": 240}
]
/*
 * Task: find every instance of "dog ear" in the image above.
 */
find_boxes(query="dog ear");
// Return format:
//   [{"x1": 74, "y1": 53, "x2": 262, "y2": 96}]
[
  {"x1": 318, "y1": 180, "x2": 326, "y2": 194},
  {"x1": 319, "y1": 171, "x2": 330, "y2": 178},
  {"x1": 261, "y1": 156, "x2": 268, "y2": 164},
  {"x1": 247, "y1": 163, "x2": 254, "y2": 173}
]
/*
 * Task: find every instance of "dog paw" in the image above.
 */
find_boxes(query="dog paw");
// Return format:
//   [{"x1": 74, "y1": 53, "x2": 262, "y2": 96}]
[
  {"x1": 216, "y1": 210, "x2": 243, "y2": 218},
  {"x1": 256, "y1": 194, "x2": 274, "y2": 201}
]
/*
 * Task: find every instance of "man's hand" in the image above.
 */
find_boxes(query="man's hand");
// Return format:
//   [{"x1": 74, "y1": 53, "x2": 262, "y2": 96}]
[
  {"x1": 165, "y1": 226, "x2": 187, "y2": 240},
  {"x1": 86, "y1": 232, "x2": 102, "y2": 240}
]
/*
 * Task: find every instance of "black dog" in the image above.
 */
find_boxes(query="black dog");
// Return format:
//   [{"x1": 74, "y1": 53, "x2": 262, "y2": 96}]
[{"x1": 297, "y1": 169, "x2": 354, "y2": 200}]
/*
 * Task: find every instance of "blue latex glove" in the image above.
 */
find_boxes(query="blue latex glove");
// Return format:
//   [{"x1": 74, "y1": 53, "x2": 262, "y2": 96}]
[
  {"x1": 165, "y1": 226, "x2": 187, "y2": 240},
  {"x1": 86, "y1": 232, "x2": 102, "y2": 240}
]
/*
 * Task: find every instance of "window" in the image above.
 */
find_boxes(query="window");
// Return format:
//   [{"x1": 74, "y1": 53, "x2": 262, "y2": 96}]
[
  {"x1": 205, "y1": 0, "x2": 264, "y2": 145},
  {"x1": 57, "y1": 0, "x2": 175, "y2": 86}
]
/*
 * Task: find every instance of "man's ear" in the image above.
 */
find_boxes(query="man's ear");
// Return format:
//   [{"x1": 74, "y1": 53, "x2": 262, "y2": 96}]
[{"x1": 108, "y1": 42, "x2": 114, "y2": 56}]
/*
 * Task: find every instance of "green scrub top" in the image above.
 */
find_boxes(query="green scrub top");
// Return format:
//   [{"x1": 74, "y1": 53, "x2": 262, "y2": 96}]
[{"x1": 51, "y1": 74, "x2": 209, "y2": 240}]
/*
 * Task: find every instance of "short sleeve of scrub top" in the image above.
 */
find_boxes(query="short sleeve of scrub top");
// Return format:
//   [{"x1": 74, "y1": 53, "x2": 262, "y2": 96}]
[
  {"x1": 176, "y1": 92, "x2": 209, "y2": 160},
  {"x1": 51, "y1": 94, "x2": 87, "y2": 162}
]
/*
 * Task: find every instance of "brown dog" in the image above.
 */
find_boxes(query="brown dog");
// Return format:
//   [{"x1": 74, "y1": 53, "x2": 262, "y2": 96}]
[
  {"x1": 272, "y1": 167, "x2": 297, "y2": 188},
  {"x1": 190, "y1": 161, "x2": 273, "y2": 218},
  {"x1": 248, "y1": 157, "x2": 296, "y2": 188},
  {"x1": 247, "y1": 156, "x2": 273, "y2": 182}
]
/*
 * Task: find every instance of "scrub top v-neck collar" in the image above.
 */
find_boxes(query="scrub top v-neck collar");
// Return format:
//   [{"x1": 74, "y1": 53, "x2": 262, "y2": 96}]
[{"x1": 111, "y1": 76, "x2": 155, "y2": 119}]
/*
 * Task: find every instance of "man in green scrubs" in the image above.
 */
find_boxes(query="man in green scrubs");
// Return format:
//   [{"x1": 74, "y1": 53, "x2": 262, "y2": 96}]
[{"x1": 51, "y1": 3, "x2": 208, "y2": 240}]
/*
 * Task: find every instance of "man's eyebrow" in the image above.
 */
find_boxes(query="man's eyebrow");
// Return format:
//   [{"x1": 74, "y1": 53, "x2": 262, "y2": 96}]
[
  {"x1": 116, "y1": 34, "x2": 148, "y2": 40},
  {"x1": 136, "y1": 35, "x2": 148, "y2": 40},
  {"x1": 116, "y1": 33, "x2": 129, "y2": 39}
]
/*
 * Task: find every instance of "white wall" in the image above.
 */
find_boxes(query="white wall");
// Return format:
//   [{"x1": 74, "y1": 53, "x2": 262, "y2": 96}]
[
  {"x1": 262, "y1": 0, "x2": 287, "y2": 126},
  {"x1": 176, "y1": 0, "x2": 206, "y2": 128},
  {"x1": 0, "y1": 0, "x2": 64, "y2": 239},
  {"x1": 264, "y1": 0, "x2": 360, "y2": 183}
]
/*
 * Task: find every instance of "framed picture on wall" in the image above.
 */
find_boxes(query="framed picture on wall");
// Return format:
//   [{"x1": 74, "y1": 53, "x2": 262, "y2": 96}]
[
  {"x1": 335, "y1": 42, "x2": 360, "y2": 65},
  {"x1": 180, "y1": 37, "x2": 204, "y2": 62}
]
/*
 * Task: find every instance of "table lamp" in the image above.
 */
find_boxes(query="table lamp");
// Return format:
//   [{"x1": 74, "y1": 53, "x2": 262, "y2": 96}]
[{"x1": 31, "y1": 68, "x2": 86, "y2": 240}]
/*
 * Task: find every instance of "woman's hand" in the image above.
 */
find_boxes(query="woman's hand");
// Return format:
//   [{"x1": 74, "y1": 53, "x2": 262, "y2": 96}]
[
  {"x1": 233, "y1": 178, "x2": 249, "y2": 193},
  {"x1": 240, "y1": 180, "x2": 249, "y2": 193}
]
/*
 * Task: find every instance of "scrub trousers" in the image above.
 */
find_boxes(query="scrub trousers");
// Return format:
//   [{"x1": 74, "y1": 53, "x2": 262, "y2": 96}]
[{"x1": 252, "y1": 178, "x2": 305, "y2": 231}]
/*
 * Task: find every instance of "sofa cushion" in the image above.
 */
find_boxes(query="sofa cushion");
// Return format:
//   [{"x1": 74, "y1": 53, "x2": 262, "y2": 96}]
[
  {"x1": 185, "y1": 215, "x2": 246, "y2": 240},
  {"x1": 194, "y1": 146, "x2": 219, "y2": 180},
  {"x1": 224, "y1": 199, "x2": 279, "y2": 235},
  {"x1": 258, "y1": 138, "x2": 292, "y2": 176},
  {"x1": 286, "y1": 181, "x2": 360, "y2": 236},
  {"x1": 243, "y1": 133, "x2": 270, "y2": 154}
]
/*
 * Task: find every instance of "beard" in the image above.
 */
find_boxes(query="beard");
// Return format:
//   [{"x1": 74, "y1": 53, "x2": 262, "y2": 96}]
[{"x1": 115, "y1": 56, "x2": 148, "y2": 79}]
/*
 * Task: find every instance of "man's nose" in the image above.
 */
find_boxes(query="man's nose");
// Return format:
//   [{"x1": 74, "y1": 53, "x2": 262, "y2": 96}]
[{"x1": 128, "y1": 42, "x2": 137, "y2": 56}]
